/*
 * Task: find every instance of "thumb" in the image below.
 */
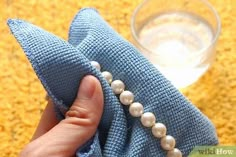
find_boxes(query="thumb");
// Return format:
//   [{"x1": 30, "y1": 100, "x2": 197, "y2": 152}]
[
  {"x1": 62, "y1": 75, "x2": 104, "y2": 148},
  {"x1": 24, "y1": 75, "x2": 104, "y2": 157}
]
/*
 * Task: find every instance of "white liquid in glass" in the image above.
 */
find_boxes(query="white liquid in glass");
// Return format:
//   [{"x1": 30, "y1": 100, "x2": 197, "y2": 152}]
[{"x1": 138, "y1": 11, "x2": 214, "y2": 88}]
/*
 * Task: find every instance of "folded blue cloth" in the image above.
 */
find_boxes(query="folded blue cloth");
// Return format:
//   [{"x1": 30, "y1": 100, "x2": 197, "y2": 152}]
[{"x1": 8, "y1": 8, "x2": 218, "y2": 157}]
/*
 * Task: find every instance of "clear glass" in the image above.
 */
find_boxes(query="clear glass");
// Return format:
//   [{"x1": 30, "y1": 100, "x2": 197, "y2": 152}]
[{"x1": 131, "y1": 0, "x2": 221, "y2": 88}]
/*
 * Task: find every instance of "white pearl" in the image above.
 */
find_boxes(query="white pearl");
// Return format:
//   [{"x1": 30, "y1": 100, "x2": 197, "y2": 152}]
[
  {"x1": 141, "y1": 112, "x2": 156, "y2": 127},
  {"x1": 152, "y1": 123, "x2": 167, "y2": 138},
  {"x1": 102, "y1": 71, "x2": 113, "y2": 84},
  {"x1": 111, "y1": 80, "x2": 125, "y2": 94},
  {"x1": 129, "y1": 102, "x2": 144, "y2": 117},
  {"x1": 119, "y1": 91, "x2": 134, "y2": 105},
  {"x1": 161, "y1": 135, "x2": 176, "y2": 151},
  {"x1": 167, "y1": 148, "x2": 182, "y2": 157},
  {"x1": 90, "y1": 61, "x2": 101, "y2": 71}
]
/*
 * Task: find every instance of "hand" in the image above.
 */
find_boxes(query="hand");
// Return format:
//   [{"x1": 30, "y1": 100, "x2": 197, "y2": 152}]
[{"x1": 19, "y1": 75, "x2": 104, "y2": 157}]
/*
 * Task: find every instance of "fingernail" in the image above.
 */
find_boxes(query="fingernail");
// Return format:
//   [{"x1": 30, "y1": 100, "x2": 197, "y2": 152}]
[{"x1": 78, "y1": 76, "x2": 96, "y2": 99}]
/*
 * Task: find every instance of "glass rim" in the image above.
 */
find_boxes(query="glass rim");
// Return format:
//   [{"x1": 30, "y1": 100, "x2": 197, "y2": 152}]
[{"x1": 130, "y1": 0, "x2": 221, "y2": 56}]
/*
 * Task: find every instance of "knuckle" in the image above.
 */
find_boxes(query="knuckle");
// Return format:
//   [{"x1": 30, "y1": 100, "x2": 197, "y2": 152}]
[{"x1": 63, "y1": 116, "x2": 98, "y2": 127}]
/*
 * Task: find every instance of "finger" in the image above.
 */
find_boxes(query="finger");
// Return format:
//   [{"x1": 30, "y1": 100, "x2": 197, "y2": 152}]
[
  {"x1": 24, "y1": 75, "x2": 104, "y2": 157},
  {"x1": 60, "y1": 75, "x2": 104, "y2": 149},
  {"x1": 31, "y1": 99, "x2": 59, "y2": 141}
]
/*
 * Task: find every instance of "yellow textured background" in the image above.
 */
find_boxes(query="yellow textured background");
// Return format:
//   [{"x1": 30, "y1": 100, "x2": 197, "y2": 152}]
[{"x1": 0, "y1": 0, "x2": 235, "y2": 156}]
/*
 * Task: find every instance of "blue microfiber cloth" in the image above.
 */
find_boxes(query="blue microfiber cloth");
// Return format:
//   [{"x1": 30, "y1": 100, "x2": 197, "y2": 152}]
[{"x1": 7, "y1": 8, "x2": 218, "y2": 157}]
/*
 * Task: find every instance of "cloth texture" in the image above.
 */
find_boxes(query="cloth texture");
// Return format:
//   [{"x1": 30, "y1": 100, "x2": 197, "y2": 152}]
[{"x1": 8, "y1": 8, "x2": 218, "y2": 157}]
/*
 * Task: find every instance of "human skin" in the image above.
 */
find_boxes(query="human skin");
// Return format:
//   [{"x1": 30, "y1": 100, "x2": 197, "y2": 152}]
[{"x1": 19, "y1": 75, "x2": 104, "y2": 157}]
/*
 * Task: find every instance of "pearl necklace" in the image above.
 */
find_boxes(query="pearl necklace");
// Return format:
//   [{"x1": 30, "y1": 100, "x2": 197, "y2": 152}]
[{"x1": 91, "y1": 61, "x2": 182, "y2": 157}]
